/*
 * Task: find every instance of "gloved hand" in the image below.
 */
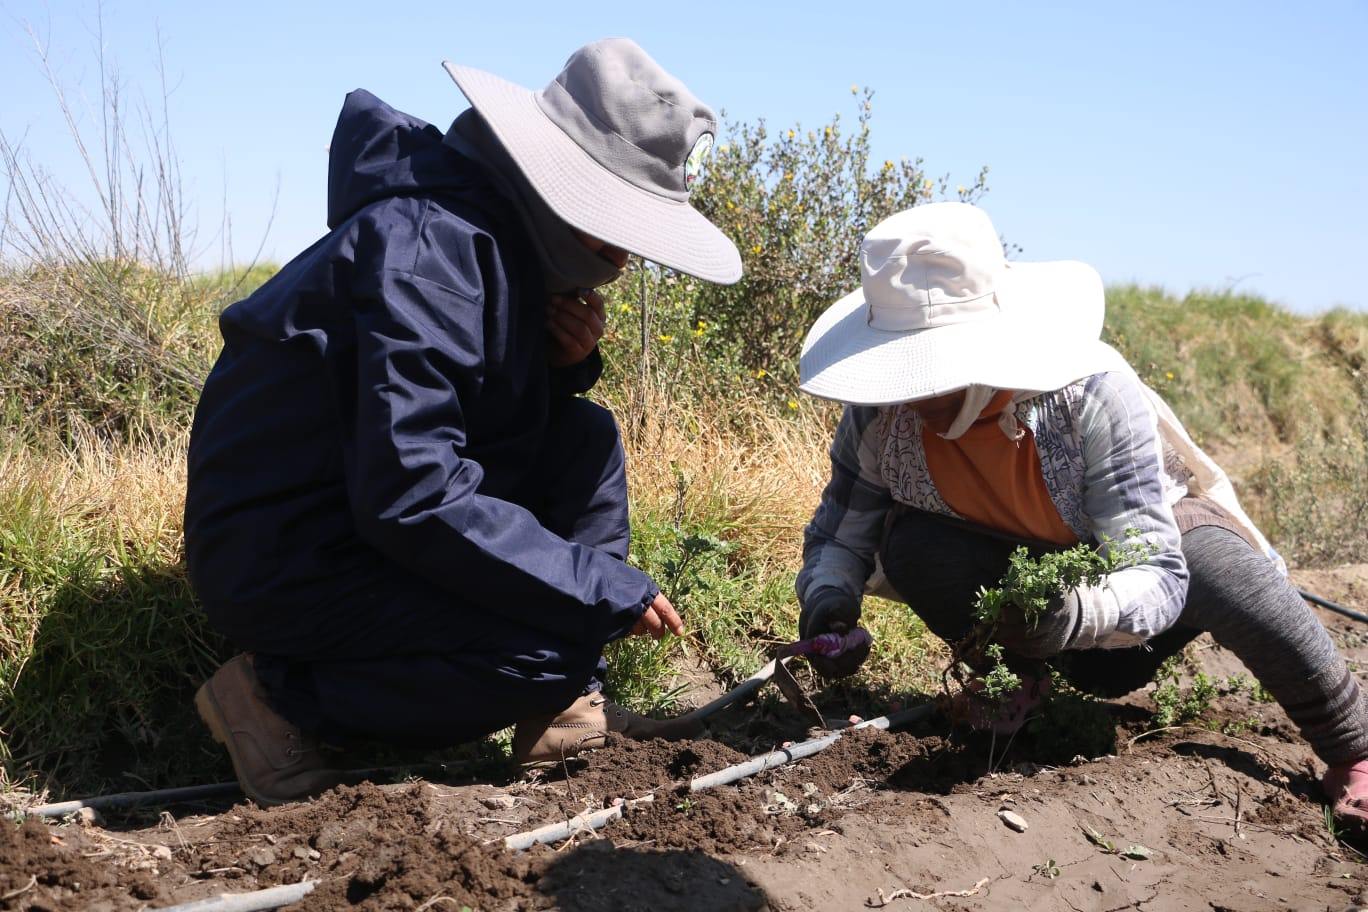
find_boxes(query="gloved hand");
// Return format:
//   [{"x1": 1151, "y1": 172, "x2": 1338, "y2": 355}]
[
  {"x1": 798, "y1": 587, "x2": 870, "y2": 678},
  {"x1": 992, "y1": 591, "x2": 1081, "y2": 659}
]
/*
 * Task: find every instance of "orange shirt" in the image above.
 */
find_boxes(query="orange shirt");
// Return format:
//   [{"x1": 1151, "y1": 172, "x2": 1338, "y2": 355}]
[{"x1": 920, "y1": 391, "x2": 1079, "y2": 547}]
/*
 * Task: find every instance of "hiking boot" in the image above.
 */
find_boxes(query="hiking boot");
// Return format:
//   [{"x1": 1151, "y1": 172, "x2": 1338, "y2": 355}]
[
  {"x1": 1323, "y1": 758, "x2": 1368, "y2": 827},
  {"x1": 195, "y1": 654, "x2": 347, "y2": 807},
  {"x1": 513, "y1": 692, "x2": 657, "y2": 765}
]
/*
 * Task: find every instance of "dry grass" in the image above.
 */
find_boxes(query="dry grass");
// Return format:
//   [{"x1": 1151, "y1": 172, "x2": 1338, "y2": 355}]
[
  {"x1": 611, "y1": 382, "x2": 837, "y2": 570},
  {"x1": 0, "y1": 429, "x2": 229, "y2": 795}
]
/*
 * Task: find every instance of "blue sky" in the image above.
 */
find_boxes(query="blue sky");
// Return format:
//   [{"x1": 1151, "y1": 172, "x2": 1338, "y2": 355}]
[{"x1": 2, "y1": 0, "x2": 1365, "y2": 312}]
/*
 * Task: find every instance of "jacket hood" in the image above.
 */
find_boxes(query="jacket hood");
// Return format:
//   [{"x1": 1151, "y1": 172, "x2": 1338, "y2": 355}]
[{"x1": 327, "y1": 90, "x2": 484, "y2": 229}]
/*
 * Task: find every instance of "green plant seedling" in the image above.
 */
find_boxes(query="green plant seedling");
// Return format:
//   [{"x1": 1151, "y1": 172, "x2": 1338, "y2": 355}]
[{"x1": 1031, "y1": 858, "x2": 1061, "y2": 880}]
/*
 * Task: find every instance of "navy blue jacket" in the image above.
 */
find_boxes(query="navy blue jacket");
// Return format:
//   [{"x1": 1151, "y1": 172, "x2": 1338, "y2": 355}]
[{"x1": 184, "y1": 91, "x2": 655, "y2": 648}]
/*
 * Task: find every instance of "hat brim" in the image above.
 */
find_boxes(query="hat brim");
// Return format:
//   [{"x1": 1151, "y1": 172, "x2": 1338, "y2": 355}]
[
  {"x1": 798, "y1": 259, "x2": 1127, "y2": 405},
  {"x1": 443, "y1": 61, "x2": 742, "y2": 285}
]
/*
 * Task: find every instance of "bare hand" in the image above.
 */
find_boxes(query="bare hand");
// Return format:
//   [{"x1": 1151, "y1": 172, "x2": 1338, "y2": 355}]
[
  {"x1": 631, "y1": 592, "x2": 684, "y2": 640},
  {"x1": 547, "y1": 288, "x2": 607, "y2": 367}
]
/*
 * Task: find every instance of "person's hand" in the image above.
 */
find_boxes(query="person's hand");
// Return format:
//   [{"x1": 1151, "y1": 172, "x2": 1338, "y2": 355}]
[
  {"x1": 798, "y1": 588, "x2": 869, "y2": 678},
  {"x1": 993, "y1": 592, "x2": 1081, "y2": 659},
  {"x1": 546, "y1": 288, "x2": 606, "y2": 367},
  {"x1": 631, "y1": 592, "x2": 684, "y2": 640}
]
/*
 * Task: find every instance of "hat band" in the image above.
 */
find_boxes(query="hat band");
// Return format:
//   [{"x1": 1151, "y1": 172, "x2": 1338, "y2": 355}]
[
  {"x1": 536, "y1": 80, "x2": 693, "y2": 202},
  {"x1": 866, "y1": 289, "x2": 1000, "y2": 332}
]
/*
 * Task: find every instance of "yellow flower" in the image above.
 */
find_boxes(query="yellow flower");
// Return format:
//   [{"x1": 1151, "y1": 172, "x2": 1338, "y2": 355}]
[
  {"x1": 787, "y1": 129, "x2": 795, "y2": 140},
  {"x1": 751, "y1": 244, "x2": 762, "y2": 255},
  {"x1": 787, "y1": 399, "x2": 799, "y2": 410},
  {"x1": 617, "y1": 303, "x2": 631, "y2": 314},
  {"x1": 753, "y1": 368, "x2": 768, "y2": 379},
  {"x1": 693, "y1": 328, "x2": 705, "y2": 338},
  {"x1": 657, "y1": 333, "x2": 674, "y2": 344},
  {"x1": 1165, "y1": 371, "x2": 1175, "y2": 380},
  {"x1": 883, "y1": 160, "x2": 894, "y2": 170},
  {"x1": 725, "y1": 201, "x2": 735, "y2": 210},
  {"x1": 824, "y1": 126, "x2": 833, "y2": 137},
  {"x1": 784, "y1": 172, "x2": 793, "y2": 181},
  {"x1": 696, "y1": 319, "x2": 708, "y2": 330}
]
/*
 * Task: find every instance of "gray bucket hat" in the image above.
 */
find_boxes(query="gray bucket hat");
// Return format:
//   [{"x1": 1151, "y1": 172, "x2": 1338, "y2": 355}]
[{"x1": 443, "y1": 39, "x2": 742, "y2": 284}]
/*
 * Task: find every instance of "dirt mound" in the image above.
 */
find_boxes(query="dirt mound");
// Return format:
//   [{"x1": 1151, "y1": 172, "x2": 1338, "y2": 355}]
[
  {"x1": 184, "y1": 783, "x2": 539, "y2": 911},
  {"x1": 792, "y1": 727, "x2": 941, "y2": 791},
  {"x1": 556, "y1": 736, "x2": 749, "y2": 801},
  {"x1": 0, "y1": 817, "x2": 161, "y2": 911},
  {"x1": 176, "y1": 781, "x2": 769, "y2": 911}
]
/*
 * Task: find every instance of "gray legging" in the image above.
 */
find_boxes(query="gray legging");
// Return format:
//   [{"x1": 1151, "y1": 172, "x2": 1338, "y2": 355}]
[{"x1": 880, "y1": 509, "x2": 1368, "y2": 765}]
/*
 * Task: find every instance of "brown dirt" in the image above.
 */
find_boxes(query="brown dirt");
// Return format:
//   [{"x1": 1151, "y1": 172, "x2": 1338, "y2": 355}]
[
  {"x1": 7, "y1": 565, "x2": 1368, "y2": 910},
  {"x1": 549, "y1": 736, "x2": 750, "y2": 803},
  {"x1": 0, "y1": 816, "x2": 162, "y2": 911}
]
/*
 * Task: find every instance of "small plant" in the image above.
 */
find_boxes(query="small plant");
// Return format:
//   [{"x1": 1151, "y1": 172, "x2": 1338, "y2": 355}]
[
  {"x1": 1150, "y1": 655, "x2": 1219, "y2": 728},
  {"x1": 1083, "y1": 826, "x2": 1152, "y2": 860},
  {"x1": 1031, "y1": 858, "x2": 1061, "y2": 880},
  {"x1": 946, "y1": 532, "x2": 1155, "y2": 714},
  {"x1": 972, "y1": 534, "x2": 1156, "y2": 630},
  {"x1": 978, "y1": 644, "x2": 1022, "y2": 703}
]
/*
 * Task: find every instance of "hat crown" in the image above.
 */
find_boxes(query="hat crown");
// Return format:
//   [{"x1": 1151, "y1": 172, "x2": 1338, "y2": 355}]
[
  {"x1": 861, "y1": 202, "x2": 1007, "y2": 332},
  {"x1": 536, "y1": 38, "x2": 718, "y2": 201}
]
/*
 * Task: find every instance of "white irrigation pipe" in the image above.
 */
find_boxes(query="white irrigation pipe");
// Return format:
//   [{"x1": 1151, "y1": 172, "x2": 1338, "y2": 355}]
[
  {"x1": 689, "y1": 704, "x2": 931, "y2": 791},
  {"x1": 152, "y1": 881, "x2": 316, "y2": 912},
  {"x1": 503, "y1": 795, "x2": 656, "y2": 851},
  {"x1": 137, "y1": 705, "x2": 933, "y2": 910},
  {"x1": 503, "y1": 703, "x2": 934, "y2": 850}
]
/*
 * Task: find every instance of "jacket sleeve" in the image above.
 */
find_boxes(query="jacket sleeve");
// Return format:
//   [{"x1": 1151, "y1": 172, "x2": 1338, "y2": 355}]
[
  {"x1": 1068, "y1": 370, "x2": 1189, "y2": 649},
  {"x1": 796, "y1": 406, "x2": 893, "y2": 607},
  {"x1": 339, "y1": 268, "x2": 655, "y2": 647},
  {"x1": 549, "y1": 346, "x2": 603, "y2": 397}
]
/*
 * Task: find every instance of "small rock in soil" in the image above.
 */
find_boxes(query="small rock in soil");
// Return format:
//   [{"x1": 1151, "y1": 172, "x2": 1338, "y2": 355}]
[
  {"x1": 74, "y1": 806, "x2": 105, "y2": 827},
  {"x1": 997, "y1": 809, "x2": 1029, "y2": 832}
]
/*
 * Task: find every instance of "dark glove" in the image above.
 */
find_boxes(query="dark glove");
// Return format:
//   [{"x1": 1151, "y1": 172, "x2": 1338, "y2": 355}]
[
  {"x1": 993, "y1": 591, "x2": 1082, "y2": 659},
  {"x1": 798, "y1": 587, "x2": 870, "y2": 679}
]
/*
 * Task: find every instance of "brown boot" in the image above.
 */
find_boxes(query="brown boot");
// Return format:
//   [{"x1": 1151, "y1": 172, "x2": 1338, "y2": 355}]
[
  {"x1": 195, "y1": 654, "x2": 347, "y2": 807},
  {"x1": 513, "y1": 693, "x2": 658, "y2": 765}
]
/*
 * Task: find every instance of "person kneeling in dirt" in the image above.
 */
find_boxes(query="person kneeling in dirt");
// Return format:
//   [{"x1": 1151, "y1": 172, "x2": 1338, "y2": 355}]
[
  {"x1": 183, "y1": 39, "x2": 741, "y2": 806},
  {"x1": 793, "y1": 202, "x2": 1368, "y2": 825}
]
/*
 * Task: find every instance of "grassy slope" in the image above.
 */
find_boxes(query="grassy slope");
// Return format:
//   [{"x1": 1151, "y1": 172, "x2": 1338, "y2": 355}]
[{"x1": 1, "y1": 271, "x2": 1364, "y2": 798}]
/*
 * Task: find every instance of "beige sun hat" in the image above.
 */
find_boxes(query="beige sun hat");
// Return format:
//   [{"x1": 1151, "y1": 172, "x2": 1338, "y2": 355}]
[
  {"x1": 442, "y1": 38, "x2": 742, "y2": 284},
  {"x1": 798, "y1": 202, "x2": 1129, "y2": 406}
]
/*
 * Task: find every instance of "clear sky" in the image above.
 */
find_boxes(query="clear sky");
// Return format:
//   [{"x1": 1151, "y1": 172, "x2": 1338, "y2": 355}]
[{"x1": 2, "y1": 0, "x2": 1365, "y2": 312}]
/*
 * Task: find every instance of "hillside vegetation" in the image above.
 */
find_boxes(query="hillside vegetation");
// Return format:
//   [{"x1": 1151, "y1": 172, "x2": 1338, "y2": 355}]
[{"x1": 2, "y1": 90, "x2": 1365, "y2": 799}]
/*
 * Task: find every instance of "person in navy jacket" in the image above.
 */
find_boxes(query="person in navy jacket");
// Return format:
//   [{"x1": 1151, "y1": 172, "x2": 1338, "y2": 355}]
[{"x1": 186, "y1": 39, "x2": 741, "y2": 805}]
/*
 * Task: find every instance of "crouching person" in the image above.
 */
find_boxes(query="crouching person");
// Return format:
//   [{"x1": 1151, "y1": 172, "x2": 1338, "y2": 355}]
[
  {"x1": 184, "y1": 39, "x2": 741, "y2": 806},
  {"x1": 793, "y1": 202, "x2": 1368, "y2": 824}
]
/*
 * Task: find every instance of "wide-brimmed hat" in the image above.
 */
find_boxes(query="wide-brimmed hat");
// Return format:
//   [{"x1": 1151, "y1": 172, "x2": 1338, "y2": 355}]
[
  {"x1": 443, "y1": 39, "x2": 741, "y2": 284},
  {"x1": 798, "y1": 202, "x2": 1127, "y2": 406}
]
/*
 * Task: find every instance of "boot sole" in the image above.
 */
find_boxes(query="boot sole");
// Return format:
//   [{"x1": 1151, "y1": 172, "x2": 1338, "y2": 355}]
[{"x1": 195, "y1": 680, "x2": 283, "y2": 808}]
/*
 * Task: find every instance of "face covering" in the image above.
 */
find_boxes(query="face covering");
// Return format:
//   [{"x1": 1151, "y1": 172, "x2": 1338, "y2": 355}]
[
  {"x1": 938, "y1": 384, "x2": 1028, "y2": 442},
  {"x1": 444, "y1": 110, "x2": 624, "y2": 293}
]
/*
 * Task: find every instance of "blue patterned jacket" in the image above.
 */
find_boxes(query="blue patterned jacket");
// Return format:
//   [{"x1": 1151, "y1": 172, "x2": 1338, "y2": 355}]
[{"x1": 797, "y1": 368, "x2": 1196, "y2": 650}]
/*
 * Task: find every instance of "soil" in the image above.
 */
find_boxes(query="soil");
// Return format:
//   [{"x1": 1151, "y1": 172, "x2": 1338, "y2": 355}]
[{"x1": 5, "y1": 567, "x2": 1368, "y2": 911}]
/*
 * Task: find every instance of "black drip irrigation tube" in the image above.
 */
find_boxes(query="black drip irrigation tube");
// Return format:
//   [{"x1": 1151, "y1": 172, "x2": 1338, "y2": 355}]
[
  {"x1": 24, "y1": 762, "x2": 467, "y2": 820},
  {"x1": 1299, "y1": 587, "x2": 1368, "y2": 625},
  {"x1": 135, "y1": 703, "x2": 933, "y2": 911}
]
